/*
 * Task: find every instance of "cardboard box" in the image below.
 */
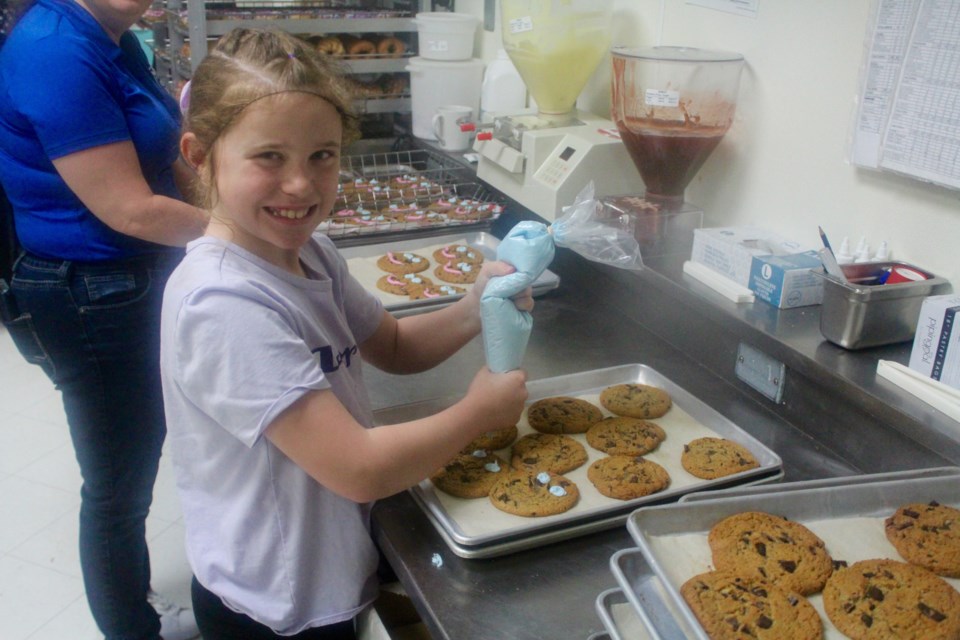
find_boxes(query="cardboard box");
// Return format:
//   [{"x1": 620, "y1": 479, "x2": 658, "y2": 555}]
[
  {"x1": 749, "y1": 251, "x2": 824, "y2": 308},
  {"x1": 909, "y1": 293, "x2": 960, "y2": 390},
  {"x1": 690, "y1": 227, "x2": 808, "y2": 286}
]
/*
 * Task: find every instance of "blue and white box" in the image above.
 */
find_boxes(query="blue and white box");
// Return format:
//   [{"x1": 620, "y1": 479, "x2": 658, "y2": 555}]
[
  {"x1": 909, "y1": 293, "x2": 960, "y2": 390},
  {"x1": 748, "y1": 251, "x2": 824, "y2": 309}
]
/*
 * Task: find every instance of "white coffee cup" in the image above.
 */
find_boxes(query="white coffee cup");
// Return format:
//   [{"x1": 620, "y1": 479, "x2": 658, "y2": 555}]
[{"x1": 432, "y1": 105, "x2": 474, "y2": 151}]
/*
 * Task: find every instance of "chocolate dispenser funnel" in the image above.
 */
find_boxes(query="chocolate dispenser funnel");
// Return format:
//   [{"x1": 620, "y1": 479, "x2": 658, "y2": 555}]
[{"x1": 610, "y1": 46, "x2": 744, "y2": 211}]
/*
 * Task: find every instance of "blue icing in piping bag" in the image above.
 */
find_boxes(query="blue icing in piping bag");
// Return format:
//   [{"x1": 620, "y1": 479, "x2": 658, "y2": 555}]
[{"x1": 481, "y1": 183, "x2": 643, "y2": 373}]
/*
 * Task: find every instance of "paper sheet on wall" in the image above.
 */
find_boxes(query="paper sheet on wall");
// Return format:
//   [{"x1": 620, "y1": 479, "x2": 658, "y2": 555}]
[{"x1": 851, "y1": 0, "x2": 960, "y2": 191}]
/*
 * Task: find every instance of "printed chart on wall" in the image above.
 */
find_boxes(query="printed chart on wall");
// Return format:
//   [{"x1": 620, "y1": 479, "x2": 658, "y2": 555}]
[{"x1": 851, "y1": 0, "x2": 960, "y2": 190}]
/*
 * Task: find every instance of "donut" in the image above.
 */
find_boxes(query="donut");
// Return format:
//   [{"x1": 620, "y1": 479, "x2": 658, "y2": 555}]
[
  {"x1": 346, "y1": 38, "x2": 376, "y2": 56},
  {"x1": 315, "y1": 35, "x2": 345, "y2": 56},
  {"x1": 377, "y1": 36, "x2": 406, "y2": 58}
]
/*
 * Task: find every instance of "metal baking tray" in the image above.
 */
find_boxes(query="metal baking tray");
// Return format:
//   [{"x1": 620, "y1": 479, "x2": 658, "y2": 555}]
[
  {"x1": 608, "y1": 552, "x2": 697, "y2": 640},
  {"x1": 337, "y1": 231, "x2": 560, "y2": 317},
  {"x1": 623, "y1": 470, "x2": 960, "y2": 640},
  {"x1": 376, "y1": 364, "x2": 783, "y2": 558},
  {"x1": 595, "y1": 587, "x2": 657, "y2": 640}
]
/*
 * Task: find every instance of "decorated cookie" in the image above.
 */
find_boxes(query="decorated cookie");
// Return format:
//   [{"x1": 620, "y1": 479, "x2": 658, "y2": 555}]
[
  {"x1": 599, "y1": 383, "x2": 672, "y2": 419},
  {"x1": 587, "y1": 455, "x2": 670, "y2": 500},
  {"x1": 430, "y1": 450, "x2": 509, "y2": 499},
  {"x1": 526, "y1": 396, "x2": 604, "y2": 435},
  {"x1": 408, "y1": 284, "x2": 466, "y2": 300},
  {"x1": 586, "y1": 416, "x2": 666, "y2": 456},
  {"x1": 510, "y1": 433, "x2": 588, "y2": 475},
  {"x1": 489, "y1": 470, "x2": 579, "y2": 517},
  {"x1": 376, "y1": 251, "x2": 430, "y2": 275},
  {"x1": 681, "y1": 570, "x2": 822, "y2": 640},
  {"x1": 434, "y1": 260, "x2": 479, "y2": 284},
  {"x1": 432, "y1": 244, "x2": 484, "y2": 266},
  {"x1": 885, "y1": 501, "x2": 960, "y2": 578},
  {"x1": 681, "y1": 437, "x2": 760, "y2": 479},
  {"x1": 708, "y1": 511, "x2": 834, "y2": 596},
  {"x1": 823, "y1": 558, "x2": 960, "y2": 640},
  {"x1": 375, "y1": 272, "x2": 433, "y2": 296}
]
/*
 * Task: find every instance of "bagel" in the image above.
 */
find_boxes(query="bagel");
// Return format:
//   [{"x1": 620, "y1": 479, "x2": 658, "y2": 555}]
[
  {"x1": 376, "y1": 36, "x2": 406, "y2": 58},
  {"x1": 315, "y1": 35, "x2": 345, "y2": 56},
  {"x1": 346, "y1": 38, "x2": 377, "y2": 56}
]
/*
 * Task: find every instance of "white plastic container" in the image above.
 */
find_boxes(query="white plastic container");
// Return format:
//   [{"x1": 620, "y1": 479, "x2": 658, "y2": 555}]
[
  {"x1": 413, "y1": 12, "x2": 478, "y2": 61},
  {"x1": 480, "y1": 49, "x2": 527, "y2": 122},
  {"x1": 406, "y1": 57, "x2": 484, "y2": 140}
]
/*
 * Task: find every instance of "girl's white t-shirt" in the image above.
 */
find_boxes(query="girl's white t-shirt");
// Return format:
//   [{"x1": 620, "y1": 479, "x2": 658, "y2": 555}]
[{"x1": 160, "y1": 235, "x2": 384, "y2": 634}]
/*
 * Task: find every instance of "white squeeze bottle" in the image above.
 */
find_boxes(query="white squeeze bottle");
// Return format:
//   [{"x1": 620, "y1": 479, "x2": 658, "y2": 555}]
[{"x1": 480, "y1": 49, "x2": 527, "y2": 123}]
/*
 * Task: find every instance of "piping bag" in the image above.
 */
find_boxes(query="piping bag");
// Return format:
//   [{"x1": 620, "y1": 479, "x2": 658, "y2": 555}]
[{"x1": 481, "y1": 183, "x2": 643, "y2": 373}]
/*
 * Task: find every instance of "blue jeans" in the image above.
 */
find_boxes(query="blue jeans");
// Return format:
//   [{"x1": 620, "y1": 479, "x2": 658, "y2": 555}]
[{"x1": 6, "y1": 250, "x2": 181, "y2": 640}]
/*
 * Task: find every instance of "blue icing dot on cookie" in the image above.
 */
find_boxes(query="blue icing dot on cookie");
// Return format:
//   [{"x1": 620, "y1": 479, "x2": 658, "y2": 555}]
[
  {"x1": 549, "y1": 486, "x2": 567, "y2": 497},
  {"x1": 536, "y1": 472, "x2": 551, "y2": 484},
  {"x1": 484, "y1": 462, "x2": 501, "y2": 473}
]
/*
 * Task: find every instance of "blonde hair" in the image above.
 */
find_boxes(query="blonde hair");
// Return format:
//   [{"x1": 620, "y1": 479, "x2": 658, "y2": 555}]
[{"x1": 183, "y1": 28, "x2": 359, "y2": 208}]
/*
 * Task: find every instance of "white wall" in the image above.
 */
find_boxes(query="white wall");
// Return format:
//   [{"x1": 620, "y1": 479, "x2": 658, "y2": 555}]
[{"x1": 457, "y1": 0, "x2": 960, "y2": 286}]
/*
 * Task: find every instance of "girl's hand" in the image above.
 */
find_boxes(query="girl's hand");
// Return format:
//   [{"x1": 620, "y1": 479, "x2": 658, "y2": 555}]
[
  {"x1": 467, "y1": 260, "x2": 535, "y2": 312},
  {"x1": 463, "y1": 366, "x2": 528, "y2": 431}
]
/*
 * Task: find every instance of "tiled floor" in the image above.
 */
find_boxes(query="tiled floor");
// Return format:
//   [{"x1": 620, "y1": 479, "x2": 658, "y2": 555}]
[{"x1": 0, "y1": 326, "x2": 194, "y2": 640}]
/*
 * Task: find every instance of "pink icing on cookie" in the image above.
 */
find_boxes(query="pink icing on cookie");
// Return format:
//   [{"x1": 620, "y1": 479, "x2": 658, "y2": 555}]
[
  {"x1": 334, "y1": 208, "x2": 356, "y2": 217},
  {"x1": 386, "y1": 275, "x2": 405, "y2": 286},
  {"x1": 405, "y1": 213, "x2": 425, "y2": 221},
  {"x1": 422, "y1": 289, "x2": 440, "y2": 298},
  {"x1": 387, "y1": 251, "x2": 403, "y2": 264},
  {"x1": 442, "y1": 262, "x2": 463, "y2": 275}
]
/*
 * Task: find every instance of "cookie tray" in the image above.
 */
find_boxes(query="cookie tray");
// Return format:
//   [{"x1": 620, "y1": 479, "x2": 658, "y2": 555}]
[
  {"x1": 376, "y1": 364, "x2": 784, "y2": 559},
  {"x1": 595, "y1": 586, "x2": 657, "y2": 640},
  {"x1": 336, "y1": 231, "x2": 560, "y2": 317},
  {"x1": 622, "y1": 469, "x2": 960, "y2": 640}
]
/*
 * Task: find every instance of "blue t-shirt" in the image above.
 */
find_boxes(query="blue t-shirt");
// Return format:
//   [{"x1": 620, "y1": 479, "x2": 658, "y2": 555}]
[{"x1": 0, "y1": 0, "x2": 182, "y2": 261}]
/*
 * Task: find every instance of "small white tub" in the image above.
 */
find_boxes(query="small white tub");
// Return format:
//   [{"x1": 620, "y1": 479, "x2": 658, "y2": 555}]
[{"x1": 413, "y1": 12, "x2": 479, "y2": 61}]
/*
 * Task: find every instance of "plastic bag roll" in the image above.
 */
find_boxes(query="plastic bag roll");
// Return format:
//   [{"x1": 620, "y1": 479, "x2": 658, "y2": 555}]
[{"x1": 481, "y1": 221, "x2": 555, "y2": 372}]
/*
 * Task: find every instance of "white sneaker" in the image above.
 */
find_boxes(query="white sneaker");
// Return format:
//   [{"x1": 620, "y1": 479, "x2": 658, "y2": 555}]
[{"x1": 147, "y1": 590, "x2": 200, "y2": 640}]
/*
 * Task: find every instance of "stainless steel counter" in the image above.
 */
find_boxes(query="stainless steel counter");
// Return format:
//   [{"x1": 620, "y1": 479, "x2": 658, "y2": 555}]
[
  {"x1": 358, "y1": 140, "x2": 960, "y2": 639},
  {"x1": 367, "y1": 227, "x2": 959, "y2": 640}
]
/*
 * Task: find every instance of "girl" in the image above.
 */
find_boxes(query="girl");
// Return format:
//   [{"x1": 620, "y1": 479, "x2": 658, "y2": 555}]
[{"x1": 160, "y1": 29, "x2": 531, "y2": 639}]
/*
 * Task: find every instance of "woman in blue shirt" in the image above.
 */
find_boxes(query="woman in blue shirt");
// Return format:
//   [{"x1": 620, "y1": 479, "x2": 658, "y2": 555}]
[{"x1": 0, "y1": 1, "x2": 207, "y2": 638}]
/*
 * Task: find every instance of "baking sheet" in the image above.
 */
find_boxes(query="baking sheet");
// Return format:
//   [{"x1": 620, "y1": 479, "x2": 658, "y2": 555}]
[
  {"x1": 625, "y1": 473, "x2": 960, "y2": 640},
  {"x1": 376, "y1": 364, "x2": 782, "y2": 557},
  {"x1": 336, "y1": 232, "x2": 560, "y2": 315},
  {"x1": 607, "y1": 554, "x2": 697, "y2": 640},
  {"x1": 595, "y1": 587, "x2": 656, "y2": 640}
]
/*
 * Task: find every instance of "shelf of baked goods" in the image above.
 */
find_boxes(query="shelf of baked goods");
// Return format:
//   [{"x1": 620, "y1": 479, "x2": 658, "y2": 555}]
[{"x1": 321, "y1": 149, "x2": 506, "y2": 245}]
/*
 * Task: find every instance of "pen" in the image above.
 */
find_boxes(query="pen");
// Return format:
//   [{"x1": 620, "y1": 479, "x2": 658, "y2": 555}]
[{"x1": 817, "y1": 226, "x2": 847, "y2": 281}]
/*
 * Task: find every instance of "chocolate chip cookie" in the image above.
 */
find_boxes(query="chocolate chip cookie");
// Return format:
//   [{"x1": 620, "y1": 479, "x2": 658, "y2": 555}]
[
  {"x1": 461, "y1": 425, "x2": 518, "y2": 453},
  {"x1": 885, "y1": 501, "x2": 960, "y2": 578},
  {"x1": 526, "y1": 396, "x2": 604, "y2": 435},
  {"x1": 681, "y1": 569, "x2": 822, "y2": 640},
  {"x1": 585, "y1": 417, "x2": 666, "y2": 456},
  {"x1": 430, "y1": 451, "x2": 508, "y2": 499},
  {"x1": 488, "y1": 470, "x2": 579, "y2": 517},
  {"x1": 432, "y1": 244, "x2": 484, "y2": 266},
  {"x1": 599, "y1": 383, "x2": 672, "y2": 419},
  {"x1": 708, "y1": 511, "x2": 834, "y2": 595},
  {"x1": 586, "y1": 455, "x2": 670, "y2": 500},
  {"x1": 681, "y1": 437, "x2": 760, "y2": 479},
  {"x1": 510, "y1": 433, "x2": 587, "y2": 475},
  {"x1": 823, "y1": 558, "x2": 960, "y2": 640}
]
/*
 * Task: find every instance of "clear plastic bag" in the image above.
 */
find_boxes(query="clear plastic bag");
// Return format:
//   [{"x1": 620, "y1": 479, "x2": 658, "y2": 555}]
[
  {"x1": 551, "y1": 182, "x2": 644, "y2": 271},
  {"x1": 481, "y1": 182, "x2": 643, "y2": 372}
]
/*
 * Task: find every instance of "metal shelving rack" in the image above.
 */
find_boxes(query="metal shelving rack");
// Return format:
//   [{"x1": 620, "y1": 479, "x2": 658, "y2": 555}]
[{"x1": 162, "y1": 1, "x2": 443, "y2": 115}]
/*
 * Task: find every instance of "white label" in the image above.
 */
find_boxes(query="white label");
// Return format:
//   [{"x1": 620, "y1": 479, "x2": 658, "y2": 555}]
[
  {"x1": 645, "y1": 89, "x2": 680, "y2": 108},
  {"x1": 508, "y1": 16, "x2": 534, "y2": 33},
  {"x1": 427, "y1": 39, "x2": 449, "y2": 52}
]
